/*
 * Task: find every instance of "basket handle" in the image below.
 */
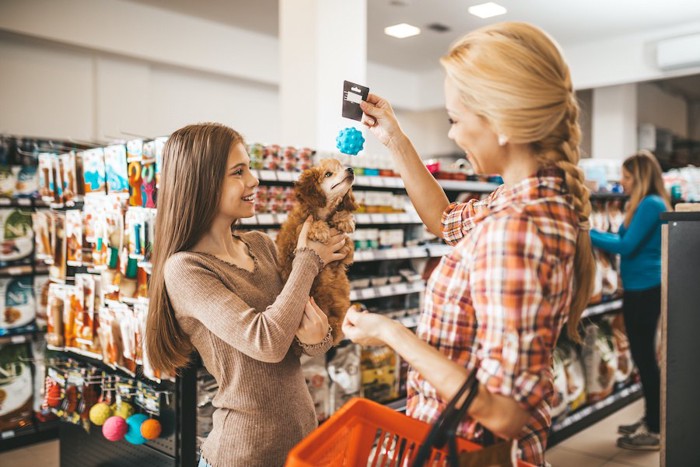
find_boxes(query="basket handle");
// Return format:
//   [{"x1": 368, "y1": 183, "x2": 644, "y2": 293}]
[{"x1": 413, "y1": 368, "x2": 479, "y2": 467}]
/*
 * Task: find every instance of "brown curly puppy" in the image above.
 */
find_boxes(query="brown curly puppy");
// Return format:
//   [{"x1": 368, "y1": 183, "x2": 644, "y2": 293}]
[{"x1": 277, "y1": 159, "x2": 357, "y2": 343}]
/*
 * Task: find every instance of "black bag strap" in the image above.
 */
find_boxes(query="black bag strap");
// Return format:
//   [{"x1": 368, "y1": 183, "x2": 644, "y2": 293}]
[{"x1": 413, "y1": 368, "x2": 479, "y2": 467}]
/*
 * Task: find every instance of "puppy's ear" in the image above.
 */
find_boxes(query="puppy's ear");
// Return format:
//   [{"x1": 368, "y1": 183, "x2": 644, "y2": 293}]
[
  {"x1": 339, "y1": 190, "x2": 358, "y2": 212},
  {"x1": 295, "y1": 169, "x2": 327, "y2": 210}
]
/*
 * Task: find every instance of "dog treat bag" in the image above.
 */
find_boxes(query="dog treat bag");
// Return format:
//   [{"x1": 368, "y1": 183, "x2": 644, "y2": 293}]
[
  {"x1": 582, "y1": 322, "x2": 617, "y2": 402},
  {"x1": 0, "y1": 208, "x2": 33, "y2": 265},
  {"x1": 327, "y1": 342, "x2": 361, "y2": 413},
  {"x1": 301, "y1": 354, "x2": 331, "y2": 422},
  {"x1": 0, "y1": 342, "x2": 34, "y2": 432}
]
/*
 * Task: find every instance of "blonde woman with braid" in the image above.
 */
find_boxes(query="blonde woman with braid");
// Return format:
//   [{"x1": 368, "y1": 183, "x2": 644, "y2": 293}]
[{"x1": 341, "y1": 22, "x2": 594, "y2": 466}]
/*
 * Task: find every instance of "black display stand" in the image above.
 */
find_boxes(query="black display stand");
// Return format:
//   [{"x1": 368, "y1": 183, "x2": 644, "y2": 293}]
[
  {"x1": 58, "y1": 362, "x2": 197, "y2": 467},
  {"x1": 660, "y1": 212, "x2": 700, "y2": 467}
]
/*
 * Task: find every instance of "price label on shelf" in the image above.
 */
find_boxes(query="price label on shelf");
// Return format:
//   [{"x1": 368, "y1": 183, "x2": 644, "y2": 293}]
[
  {"x1": 257, "y1": 214, "x2": 275, "y2": 225},
  {"x1": 378, "y1": 285, "x2": 393, "y2": 296},
  {"x1": 259, "y1": 170, "x2": 277, "y2": 181},
  {"x1": 10, "y1": 335, "x2": 27, "y2": 344},
  {"x1": 277, "y1": 172, "x2": 295, "y2": 182},
  {"x1": 355, "y1": 214, "x2": 370, "y2": 224},
  {"x1": 397, "y1": 213, "x2": 411, "y2": 223},
  {"x1": 385, "y1": 249, "x2": 399, "y2": 259},
  {"x1": 369, "y1": 177, "x2": 384, "y2": 187},
  {"x1": 356, "y1": 176, "x2": 371, "y2": 186},
  {"x1": 1, "y1": 430, "x2": 15, "y2": 440},
  {"x1": 370, "y1": 214, "x2": 386, "y2": 223},
  {"x1": 276, "y1": 213, "x2": 288, "y2": 224},
  {"x1": 240, "y1": 216, "x2": 257, "y2": 225}
]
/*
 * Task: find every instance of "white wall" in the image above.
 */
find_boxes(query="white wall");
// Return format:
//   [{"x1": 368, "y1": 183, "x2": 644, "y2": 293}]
[
  {"x1": 0, "y1": 31, "x2": 280, "y2": 143},
  {"x1": 637, "y1": 82, "x2": 688, "y2": 137},
  {"x1": 592, "y1": 84, "x2": 638, "y2": 159}
]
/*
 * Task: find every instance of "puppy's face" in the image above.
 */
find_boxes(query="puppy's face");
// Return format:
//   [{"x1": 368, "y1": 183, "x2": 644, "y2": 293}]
[{"x1": 296, "y1": 159, "x2": 355, "y2": 213}]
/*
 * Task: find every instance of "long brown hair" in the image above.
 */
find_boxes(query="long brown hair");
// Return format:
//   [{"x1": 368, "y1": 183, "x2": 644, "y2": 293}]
[
  {"x1": 622, "y1": 150, "x2": 671, "y2": 227},
  {"x1": 146, "y1": 123, "x2": 244, "y2": 375},
  {"x1": 441, "y1": 22, "x2": 595, "y2": 341}
]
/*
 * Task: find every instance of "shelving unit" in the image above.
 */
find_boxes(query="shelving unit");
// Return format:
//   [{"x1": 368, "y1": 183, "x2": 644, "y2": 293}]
[
  {"x1": 548, "y1": 383, "x2": 643, "y2": 447},
  {"x1": 350, "y1": 281, "x2": 425, "y2": 301}
]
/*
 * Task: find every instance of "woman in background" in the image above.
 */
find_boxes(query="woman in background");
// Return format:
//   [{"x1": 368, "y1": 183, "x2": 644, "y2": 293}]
[{"x1": 591, "y1": 150, "x2": 670, "y2": 451}]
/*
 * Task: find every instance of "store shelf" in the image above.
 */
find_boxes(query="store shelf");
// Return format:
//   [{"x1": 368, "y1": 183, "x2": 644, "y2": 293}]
[
  {"x1": 581, "y1": 298, "x2": 623, "y2": 319},
  {"x1": 253, "y1": 169, "x2": 499, "y2": 193},
  {"x1": 0, "y1": 420, "x2": 60, "y2": 453},
  {"x1": 590, "y1": 192, "x2": 629, "y2": 200},
  {"x1": 548, "y1": 382, "x2": 643, "y2": 447},
  {"x1": 350, "y1": 281, "x2": 425, "y2": 301},
  {"x1": 239, "y1": 212, "x2": 424, "y2": 227},
  {"x1": 0, "y1": 197, "x2": 35, "y2": 207},
  {"x1": 354, "y1": 246, "x2": 428, "y2": 262}
]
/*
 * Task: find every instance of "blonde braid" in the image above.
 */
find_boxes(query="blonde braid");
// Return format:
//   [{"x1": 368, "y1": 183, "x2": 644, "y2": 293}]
[{"x1": 536, "y1": 94, "x2": 595, "y2": 341}]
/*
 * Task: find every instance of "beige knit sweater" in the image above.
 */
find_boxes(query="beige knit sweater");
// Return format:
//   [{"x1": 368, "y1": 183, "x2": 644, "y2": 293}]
[{"x1": 164, "y1": 231, "x2": 331, "y2": 467}]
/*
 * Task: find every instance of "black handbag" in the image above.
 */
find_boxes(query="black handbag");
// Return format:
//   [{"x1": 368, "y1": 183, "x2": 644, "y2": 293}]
[{"x1": 412, "y1": 368, "x2": 517, "y2": 467}]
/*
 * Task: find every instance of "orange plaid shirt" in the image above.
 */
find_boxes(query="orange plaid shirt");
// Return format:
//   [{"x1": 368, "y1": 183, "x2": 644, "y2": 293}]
[{"x1": 407, "y1": 168, "x2": 579, "y2": 466}]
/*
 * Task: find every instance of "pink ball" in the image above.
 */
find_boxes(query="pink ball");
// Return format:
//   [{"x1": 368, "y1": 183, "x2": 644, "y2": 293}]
[{"x1": 102, "y1": 416, "x2": 128, "y2": 441}]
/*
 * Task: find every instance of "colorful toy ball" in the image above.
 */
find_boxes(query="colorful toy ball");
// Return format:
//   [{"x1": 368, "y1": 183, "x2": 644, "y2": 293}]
[
  {"x1": 102, "y1": 416, "x2": 128, "y2": 441},
  {"x1": 140, "y1": 418, "x2": 162, "y2": 440},
  {"x1": 336, "y1": 127, "x2": 365, "y2": 155},
  {"x1": 89, "y1": 402, "x2": 113, "y2": 426},
  {"x1": 125, "y1": 414, "x2": 149, "y2": 445},
  {"x1": 114, "y1": 401, "x2": 135, "y2": 419}
]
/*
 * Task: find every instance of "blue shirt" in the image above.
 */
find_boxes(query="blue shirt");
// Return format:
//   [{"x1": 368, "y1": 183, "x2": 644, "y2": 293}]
[{"x1": 590, "y1": 195, "x2": 667, "y2": 291}]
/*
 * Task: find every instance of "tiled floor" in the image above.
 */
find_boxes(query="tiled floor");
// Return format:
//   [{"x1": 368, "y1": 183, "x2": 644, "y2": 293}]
[
  {"x1": 0, "y1": 399, "x2": 659, "y2": 467},
  {"x1": 547, "y1": 399, "x2": 659, "y2": 467}
]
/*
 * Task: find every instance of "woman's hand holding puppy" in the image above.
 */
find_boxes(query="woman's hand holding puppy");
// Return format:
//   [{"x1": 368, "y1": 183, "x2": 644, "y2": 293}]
[
  {"x1": 296, "y1": 298, "x2": 330, "y2": 345},
  {"x1": 296, "y1": 216, "x2": 346, "y2": 266}
]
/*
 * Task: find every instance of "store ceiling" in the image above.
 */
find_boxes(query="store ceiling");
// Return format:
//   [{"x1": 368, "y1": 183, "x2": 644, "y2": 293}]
[{"x1": 126, "y1": 0, "x2": 700, "y2": 73}]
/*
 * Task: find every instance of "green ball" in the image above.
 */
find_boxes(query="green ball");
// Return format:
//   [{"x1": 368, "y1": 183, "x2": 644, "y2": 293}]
[
  {"x1": 89, "y1": 402, "x2": 113, "y2": 426},
  {"x1": 114, "y1": 402, "x2": 135, "y2": 419}
]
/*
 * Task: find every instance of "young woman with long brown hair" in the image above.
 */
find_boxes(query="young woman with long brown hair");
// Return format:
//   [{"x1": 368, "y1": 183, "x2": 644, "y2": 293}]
[
  {"x1": 145, "y1": 123, "x2": 346, "y2": 467},
  {"x1": 591, "y1": 150, "x2": 670, "y2": 451},
  {"x1": 341, "y1": 22, "x2": 595, "y2": 466}
]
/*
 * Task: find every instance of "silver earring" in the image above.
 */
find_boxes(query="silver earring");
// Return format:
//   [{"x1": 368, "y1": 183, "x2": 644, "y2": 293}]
[{"x1": 498, "y1": 134, "x2": 508, "y2": 146}]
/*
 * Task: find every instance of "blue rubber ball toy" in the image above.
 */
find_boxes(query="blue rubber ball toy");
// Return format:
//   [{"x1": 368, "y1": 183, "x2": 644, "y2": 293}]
[
  {"x1": 336, "y1": 127, "x2": 365, "y2": 155},
  {"x1": 125, "y1": 413, "x2": 149, "y2": 445}
]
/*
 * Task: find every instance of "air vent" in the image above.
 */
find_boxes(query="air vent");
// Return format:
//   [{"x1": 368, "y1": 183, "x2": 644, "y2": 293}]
[{"x1": 427, "y1": 23, "x2": 451, "y2": 33}]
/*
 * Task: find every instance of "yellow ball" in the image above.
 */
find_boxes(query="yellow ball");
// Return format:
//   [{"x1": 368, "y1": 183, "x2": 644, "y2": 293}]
[
  {"x1": 89, "y1": 402, "x2": 113, "y2": 426},
  {"x1": 113, "y1": 402, "x2": 135, "y2": 420}
]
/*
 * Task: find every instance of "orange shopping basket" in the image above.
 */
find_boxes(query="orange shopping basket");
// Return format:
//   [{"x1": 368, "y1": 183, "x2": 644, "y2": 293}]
[{"x1": 286, "y1": 397, "x2": 534, "y2": 466}]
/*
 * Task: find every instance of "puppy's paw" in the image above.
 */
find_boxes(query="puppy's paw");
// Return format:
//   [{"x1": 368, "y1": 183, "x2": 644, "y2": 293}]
[
  {"x1": 308, "y1": 220, "x2": 331, "y2": 244},
  {"x1": 332, "y1": 212, "x2": 355, "y2": 233}
]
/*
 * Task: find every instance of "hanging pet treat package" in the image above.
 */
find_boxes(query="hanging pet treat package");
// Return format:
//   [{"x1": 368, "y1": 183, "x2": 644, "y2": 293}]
[
  {"x1": 0, "y1": 276, "x2": 36, "y2": 335},
  {"x1": 74, "y1": 274, "x2": 99, "y2": 356},
  {"x1": 62, "y1": 285, "x2": 80, "y2": 351},
  {"x1": 46, "y1": 283, "x2": 66, "y2": 348},
  {"x1": 0, "y1": 208, "x2": 34, "y2": 266},
  {"x1": 34, "y1": 274, "x2": 50, "y2": 329},
  {"x1": 65, "y1": 209, "x2": 83, "y2": 266},
  {"x1": 32, "y1": 211, "x2": 53, "y2": 262},
  {"x1": 59, "y1": 152, "x2": 79, "y2": 205},
  {"x1": 582, "y1": 321, "x2": 617, "y2": 403},
  {"x1": 38, "y1": 153, "x2": 55, "y2": 202},
  {"x1": 0, "y1": 342, "x2": 34, "y2": 432},
  {"x1": 80, "y1": 148, "x2": 107, "y2": 196},
  {"x1": 301, "y1": 354, "x2": 331, "y2": 422},
  {"x1": 49, "y1": 212, "x2": 67, "y2": 282},
  {"x1": 327, "y1": 342, "x2": 361, "y2": 413},
  {"x1": 104, "y1": 145, "x2": 130, "y2": 197}
]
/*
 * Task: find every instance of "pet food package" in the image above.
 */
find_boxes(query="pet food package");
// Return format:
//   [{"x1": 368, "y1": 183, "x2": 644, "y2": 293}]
[
  {"x1": 360, "y1": 345, "x2": 399, "y2": 404},
  {"x1": 0, "y1": 276, "x2": 36, "y2": 335},
  {"x1": 582, "y1": 321, "x2": 617, "y2": 403},
  {"x1": 0, "y1": 208, "x2": 33, "y2": 266},
  {"x1": 551, "y1": 346, "x2": 569, "y2": 422},
  {"x1": 301, "y1": 354, "x2": 331, "y2": 422},
  {"x1": 0, "y1": 342, "x2": 34, "y2": 432},
  {"x1": 560, "y1": 341, "x2": 586, "y2": 411},
  {"x1": 609, "y1": 314, "x2": 634, "y2": 387},
  {"x1": 607, "y1": 200, "x2": 626, "y2": 234},
  {"x1": 59, "y1": 152, "x2": 79, "y2": 205},
  {"x1": 34, "y1": 275, "x2": 50, "y2": 330},
  {"x1": 327, "y1": 342, "x2": 361, "y2": 413},
  {"x1": 38, "y1": 153, "x2": 55, "y2": 202},
  {"x1": 49, "y1": 212, "x2": 67, "y2": 282},
  {"x1": 597, "y1": 251, "x2": 619, "y2": 298}
]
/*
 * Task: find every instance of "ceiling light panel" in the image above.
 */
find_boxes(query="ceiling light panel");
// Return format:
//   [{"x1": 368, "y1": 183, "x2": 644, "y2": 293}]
[
  {"x1": 468, "y1": 2, "x2": 507, "y2": 19},
  {"x1": 384, "y1": 23, "x2": 421, "y2": 39}
]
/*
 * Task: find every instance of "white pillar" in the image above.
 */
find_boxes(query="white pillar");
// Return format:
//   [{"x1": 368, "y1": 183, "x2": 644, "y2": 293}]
[
  {"x1": 591, "y1": 83, "x2": 638, "y2": 159},
  {"x1": 279, "y1": 0, "x2": 367, "y2": 151}
]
